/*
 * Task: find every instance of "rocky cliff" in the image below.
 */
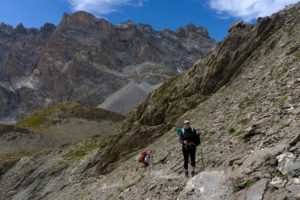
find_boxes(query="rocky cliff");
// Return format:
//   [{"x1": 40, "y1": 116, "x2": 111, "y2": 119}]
[
  {"x1": 0, "y1": 12, "x2": 215, "y2": 122},
  {"x1": 0, "y1": 22, "x2": 56, "y2": 123},
  {"x1": 0, "y1": 3, "x2": 300, "y2": 200}
]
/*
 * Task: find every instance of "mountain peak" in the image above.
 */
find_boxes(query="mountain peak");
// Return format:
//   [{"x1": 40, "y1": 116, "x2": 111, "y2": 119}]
[
  {"x1": 14, "y1": 23, "x2": 27, "y2": 34},
  {"x1": 176, "y1": 23, "x2": 210, "y2": 38},
  {"x1": 0, "y1": 23, "x2": 14, "y2": 34},
  {"x1": 40, "y1": 23, "x2": 56, "y2": 32},
  {"x1": 59, "y1": 11, "x2": 98, "y2": 29}
]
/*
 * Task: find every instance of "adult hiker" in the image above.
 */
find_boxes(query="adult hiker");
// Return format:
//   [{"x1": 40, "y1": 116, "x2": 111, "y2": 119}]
[
  {"x1": 176, "y1": 119, "x2": 200, "y2": 177},
  {"x1": 138, "y1": 151, "x2": 152, "y2": 172}
]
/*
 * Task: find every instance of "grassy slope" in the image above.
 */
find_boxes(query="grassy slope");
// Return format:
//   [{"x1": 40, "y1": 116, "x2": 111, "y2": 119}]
[
  {"x1": 0, "y1": 103, "x2": 125, "y2": 169},
  {"x1": 16, "y1": 103, "x2": 125, "y2": 132}
]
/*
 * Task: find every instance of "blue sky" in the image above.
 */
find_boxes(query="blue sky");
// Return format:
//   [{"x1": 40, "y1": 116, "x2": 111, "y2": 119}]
[{"x1": 0, "y1": 0, "x2": 298, "y2": 41}]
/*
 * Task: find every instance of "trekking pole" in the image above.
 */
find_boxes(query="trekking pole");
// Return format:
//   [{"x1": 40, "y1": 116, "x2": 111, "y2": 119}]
[{"x1": 197, "y1": 128, "x2": 205, "y2": 172}]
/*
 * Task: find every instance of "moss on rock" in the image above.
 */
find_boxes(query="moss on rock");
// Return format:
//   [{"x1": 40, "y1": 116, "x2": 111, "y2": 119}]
[{"x1": 0, "y1": 151, "x2": 37, "y2": 164}]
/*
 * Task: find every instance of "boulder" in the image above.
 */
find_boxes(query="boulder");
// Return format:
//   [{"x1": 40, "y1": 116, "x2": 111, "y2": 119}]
[{"x1": 276, "y1": 152, "x2": 296, "y2": 175}]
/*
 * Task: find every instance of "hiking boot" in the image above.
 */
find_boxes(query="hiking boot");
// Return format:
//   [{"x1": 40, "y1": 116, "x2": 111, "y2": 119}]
[
  {"x1": 185, "y1": 171, "x2": 189, "y2": 178},
  {"x1": 191, "y1": 171, "x2": 195, "y2": 177}
]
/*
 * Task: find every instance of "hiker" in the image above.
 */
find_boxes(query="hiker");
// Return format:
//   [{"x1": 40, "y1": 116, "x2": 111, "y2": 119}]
[
  {"x1": 176, "y1": 119, "x2": 200, "y2": 177},
  {"x1": 138, "y1": 151, "x2": 152, "y2": 171}
]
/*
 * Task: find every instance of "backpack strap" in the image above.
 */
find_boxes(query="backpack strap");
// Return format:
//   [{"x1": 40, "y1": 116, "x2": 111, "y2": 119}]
[{"x1": 182, "y1": 127, "x2": 197, "y2": 134}]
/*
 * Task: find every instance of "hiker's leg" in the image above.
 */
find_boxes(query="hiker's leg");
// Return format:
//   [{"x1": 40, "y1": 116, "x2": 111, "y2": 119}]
[
  {"x1": 190, "y1": 145, "x2": 196, "y2": 172},
  {"x1": 182, "y1": 145, "x2": 189, "y2": 171}
]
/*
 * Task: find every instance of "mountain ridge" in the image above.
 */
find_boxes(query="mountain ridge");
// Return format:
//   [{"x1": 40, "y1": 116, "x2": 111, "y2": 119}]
[{"x1": 0, "y1": 11, "x2": 215, "y2": 122}]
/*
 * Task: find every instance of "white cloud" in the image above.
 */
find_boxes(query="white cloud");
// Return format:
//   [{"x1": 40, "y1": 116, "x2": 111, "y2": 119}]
[
  {"x1": 208, "y1": 0, "x2": 299, "y2": 22},
  {"x1": 67, "y1": 0, "x2": 144, "y2": 15}
]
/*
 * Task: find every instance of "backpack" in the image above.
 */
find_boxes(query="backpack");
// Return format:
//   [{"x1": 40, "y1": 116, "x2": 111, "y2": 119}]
[
  {"x1": 139, "y1": 151, "x2": 148, "y2": 163},
  {"x1": 144, "y1": 154, "x2": 151, "y2": 163},
  {"x1": 194, "y1": 132, "x2": 201, "y2": 146},
  {"x1": 182, "y1": 128, "x2": 201, "y2": 146}
]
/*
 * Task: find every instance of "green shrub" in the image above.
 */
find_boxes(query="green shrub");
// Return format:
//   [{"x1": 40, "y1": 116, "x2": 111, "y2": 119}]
[
  {"x1": 233, "y1": 179, "x2": 256, "y2": 192},
  {"x1": 228, "y1": 127, "x2": 236, "y2": 135},
  {"x1": 294, "y1": 51, "x2": 300, "y2": 60},
  {"x1": 275, "y1": 170, "x2": 286, "y2": 177},
  {"x1": 276, "y1": 67, "x2": 288, "y2": 79},
  {"x1": 278, "y1": 96, "x2": 288, "y2": 104},
  {"x1": 243, "y1": 180, "x2": 256, "y2": 188}
]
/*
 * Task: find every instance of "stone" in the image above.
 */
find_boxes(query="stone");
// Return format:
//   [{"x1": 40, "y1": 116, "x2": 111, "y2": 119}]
[
  {"x1": 276, "y1": 152, "x2": 297, "y2": 175},
  {"x1": 231, "y1": 144, "x2": 287, "y2": 185},
  {"x1": 270, "y1": 177, "x2": 287, "y2": 188},
  {"x1": 246, "y1": 178, "x2": 268, "y2": 200},
  {"x1": 243, "y1": 118, "x2": 270, "y2": 139},
  {"x1": 286, "y1": 179, "x2": 300, "y2": 199},
  {"x1": 291, "y1": 178, "x2": 300, "y2": 184},
  {"x1": 183, "y1": 170, "x2": 230, "y2": 199}
]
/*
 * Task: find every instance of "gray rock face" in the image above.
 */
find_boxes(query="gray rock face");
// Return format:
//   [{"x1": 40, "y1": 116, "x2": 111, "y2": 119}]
[
  {"x1": 276, "y1": 152, "x2": 297, "y2": 175},
  {"x1": 0, "y1": 12, "x2": 215, "y2": 121},
  {"x1": 182, "y1": 170, "x2": 230, "y2": 200},
  {"x1": 0, "y1": 23, "x2": 56, "y2": 122},
  {"x1": 246, "y1": 178, "x2": 268, "y2": 200}
]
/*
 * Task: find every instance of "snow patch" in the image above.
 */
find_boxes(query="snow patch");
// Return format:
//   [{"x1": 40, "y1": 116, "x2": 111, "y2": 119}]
[
  {"x1": 12, "y1": 77, "x2": 34, "y2": 90},
  {"x1": 0, "y1": 82, "x2": 15, "y2": 92}
]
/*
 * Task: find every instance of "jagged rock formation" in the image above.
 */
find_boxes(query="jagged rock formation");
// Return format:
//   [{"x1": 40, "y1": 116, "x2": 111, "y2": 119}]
[
  {"x1": 0, "y1": 23, "x2": 56, "y2": 123},
  {"x1": 0, "y1": 3, "x2": 300, "y2": 200},
  {"x1": 0, "y1": 12, "x2": 215, "y2": 122}
]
